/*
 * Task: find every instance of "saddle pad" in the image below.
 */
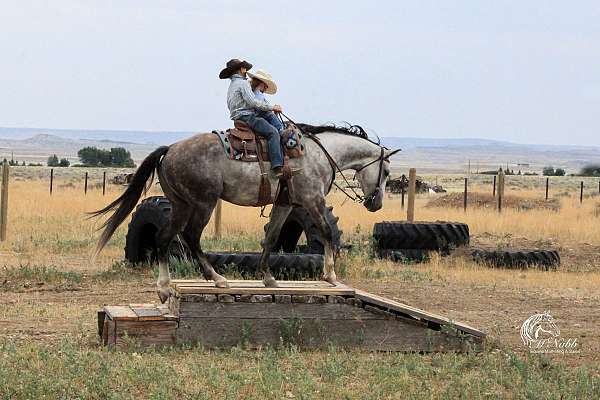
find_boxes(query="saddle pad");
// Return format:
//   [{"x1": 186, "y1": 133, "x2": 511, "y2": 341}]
[{"x1": 213, "y1": 130, "x2": 241, "y2": 160}]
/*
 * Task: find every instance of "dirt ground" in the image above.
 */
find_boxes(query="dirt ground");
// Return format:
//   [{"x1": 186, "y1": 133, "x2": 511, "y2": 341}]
[{"x1": 1, "y1": 255, "x2": 598, "y2": 370}]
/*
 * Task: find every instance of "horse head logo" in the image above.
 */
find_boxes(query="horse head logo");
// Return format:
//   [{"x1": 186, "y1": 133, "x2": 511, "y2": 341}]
[{"x1": 520, "y1": 311, "x2": 560, "y2": 347}]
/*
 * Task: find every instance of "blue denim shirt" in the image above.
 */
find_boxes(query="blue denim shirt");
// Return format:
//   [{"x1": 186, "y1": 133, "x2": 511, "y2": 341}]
[
  {"x1": 227, "y1": 74, "x2": 272, "y2": 120},
  {"x1": 254, "y1": 90, "x2": 268, "y2": 104}
]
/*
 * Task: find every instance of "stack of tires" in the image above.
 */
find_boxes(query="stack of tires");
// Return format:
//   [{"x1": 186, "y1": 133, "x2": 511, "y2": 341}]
[{"x1": 372, "y1": 221, "x2": 470, "y2": 263}]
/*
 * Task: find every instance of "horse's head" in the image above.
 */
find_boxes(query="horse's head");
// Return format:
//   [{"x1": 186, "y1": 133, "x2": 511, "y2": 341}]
[
  {"x1": 538, "y1": 311, "x2": 560, "y2": 338},
  {"x1": 356, "y1": 148, "x2": 401, "y2": 212}
]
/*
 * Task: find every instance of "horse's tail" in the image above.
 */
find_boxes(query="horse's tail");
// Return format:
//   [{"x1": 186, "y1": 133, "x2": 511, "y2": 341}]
[{"x1": 89, "y1": 145, "x2": 170, "y2": 257}]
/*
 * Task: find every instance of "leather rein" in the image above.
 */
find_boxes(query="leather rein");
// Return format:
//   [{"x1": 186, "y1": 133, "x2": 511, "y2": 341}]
[{"x1": 281, "y1": 113, "x2": 388, "y2": 204}]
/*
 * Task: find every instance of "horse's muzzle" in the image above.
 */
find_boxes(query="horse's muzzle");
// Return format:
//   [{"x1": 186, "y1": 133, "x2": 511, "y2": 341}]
[{"x1": 363, "y1": 189, "x2": 383, "y2": 212}]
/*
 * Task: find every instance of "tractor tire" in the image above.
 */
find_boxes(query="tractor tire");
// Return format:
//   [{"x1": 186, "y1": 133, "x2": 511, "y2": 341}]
[
  {"x1": 266, "y1": 206, "x2": 343, "y2": 255},
  {"x1": 205, "y1": 252, "x2": 324, "y2": 280},
  {"x1": 372, "y1": 221, "x2": 469, "y2": 251},
  {"x1": 471, "y1": 249, "x2": 560, "y2": 270},
  {"x1": 377, "y1": 249, "x2": 432, "y2": 263},
  {"x1": 124, "y1": 197, "x2": 326, "y2": 279},
  {"x1": 125, "y1": 196, "x2": 174, "y2": 263}
]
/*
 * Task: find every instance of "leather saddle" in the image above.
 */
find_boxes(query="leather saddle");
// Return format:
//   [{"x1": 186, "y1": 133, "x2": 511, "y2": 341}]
[
  {"x1": 226, "y1": 120, "x2": 304, "y2": 162},
  {"x1": 227, "y1": 120, "x2": 269, "y2": 161}
]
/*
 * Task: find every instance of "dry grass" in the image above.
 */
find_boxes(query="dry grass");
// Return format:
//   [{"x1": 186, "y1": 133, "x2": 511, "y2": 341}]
[{"x1": 1, "y1": 178, "x2": 599, "y2": 282}]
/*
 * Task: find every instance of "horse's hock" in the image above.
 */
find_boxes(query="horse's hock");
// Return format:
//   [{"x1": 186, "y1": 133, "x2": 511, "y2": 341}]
[{"x1": 98, "y1": 280, "x2": 485, "y2": 352}]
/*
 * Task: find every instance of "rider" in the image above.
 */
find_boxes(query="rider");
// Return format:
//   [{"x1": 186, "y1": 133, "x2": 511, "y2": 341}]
[
  {"x1": 219, "y1": 59, "x2": 295, "y2": 178},
  {"x1": 248, "y1": 69, "x2": 284, "y2": 134}
]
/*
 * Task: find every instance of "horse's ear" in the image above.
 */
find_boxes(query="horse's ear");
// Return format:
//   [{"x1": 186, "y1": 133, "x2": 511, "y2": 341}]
[{"x1": 385, "y1": 148, "x2": 401, "y2": 159}]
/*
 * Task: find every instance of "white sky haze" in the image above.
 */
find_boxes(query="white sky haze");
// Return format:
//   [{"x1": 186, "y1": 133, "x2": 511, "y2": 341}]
[{"x1": 1, "y1": 1, "x2": 599, "y2": 145}]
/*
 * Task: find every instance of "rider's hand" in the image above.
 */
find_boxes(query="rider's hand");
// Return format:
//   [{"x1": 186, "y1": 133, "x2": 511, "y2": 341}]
[{"x1": 272, "y1": 104, "x2": 283, "y2": 113}]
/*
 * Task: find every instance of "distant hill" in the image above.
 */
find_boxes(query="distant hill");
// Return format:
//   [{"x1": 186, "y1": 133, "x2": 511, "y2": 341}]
[{"x1": 0, "y1": 126, "x2": 598, "y2": 173}]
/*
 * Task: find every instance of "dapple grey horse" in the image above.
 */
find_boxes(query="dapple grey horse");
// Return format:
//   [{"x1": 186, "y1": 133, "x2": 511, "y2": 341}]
[{"x1": 92, "y1": 124, "x2": 400, "y2": 302}]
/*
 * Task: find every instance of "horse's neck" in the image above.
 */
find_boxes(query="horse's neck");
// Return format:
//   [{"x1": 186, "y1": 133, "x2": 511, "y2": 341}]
[{"x1": 317, "y1": 133, "x2": 379, "y2": 170}]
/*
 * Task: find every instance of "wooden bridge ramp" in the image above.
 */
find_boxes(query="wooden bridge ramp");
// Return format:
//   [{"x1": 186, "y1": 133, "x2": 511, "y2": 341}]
[{"x1": 99, "y1": 280, "x2": 484, "y2": 352}]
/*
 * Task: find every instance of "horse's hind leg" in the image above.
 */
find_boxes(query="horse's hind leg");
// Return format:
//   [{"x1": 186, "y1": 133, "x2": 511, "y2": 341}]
[
  {"x1": 181, "y1": 207, "x2": 228, "y2": 288},
  {"x1": 260, "y1": 204, "x2": 293, "y2": 287},
  {"x1": 156, "y1": 201, "x2": 192, "y2": 303},
  {"x1": 301, "y1": 198, "x2": 337, "y2": 284}
]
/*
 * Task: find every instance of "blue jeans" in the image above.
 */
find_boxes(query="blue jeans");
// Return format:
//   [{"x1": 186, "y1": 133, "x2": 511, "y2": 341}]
[
  {"x1": 256, "y1": 110, "x2": 284, "y2": 133},
  {"x1": 238, "y1": 113, "x2": 284, "y2": 169}
]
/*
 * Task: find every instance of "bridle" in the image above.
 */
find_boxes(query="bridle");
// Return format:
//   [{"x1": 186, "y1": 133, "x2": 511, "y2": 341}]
[
  {"x1": 354, "y1": 146, "x2": 386, "y2": 205},
  {"x1": 281, "y1": 113, "x2": 392, "y2": 205}
]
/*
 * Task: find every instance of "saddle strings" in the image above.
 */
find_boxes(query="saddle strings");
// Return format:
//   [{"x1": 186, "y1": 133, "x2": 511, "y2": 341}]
[{"x1": 280, "y1": 112, "x2": 366, "y2": 203}]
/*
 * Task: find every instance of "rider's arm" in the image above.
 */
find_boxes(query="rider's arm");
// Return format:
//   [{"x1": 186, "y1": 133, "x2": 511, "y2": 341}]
[{"x1": 240, "y1": 82, "x2": 273, "y2": 112}]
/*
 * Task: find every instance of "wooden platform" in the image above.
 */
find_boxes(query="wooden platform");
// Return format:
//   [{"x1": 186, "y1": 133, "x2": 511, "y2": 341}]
[{"x1": 98, "y1": 280, "x2": 485, "y2": 352}]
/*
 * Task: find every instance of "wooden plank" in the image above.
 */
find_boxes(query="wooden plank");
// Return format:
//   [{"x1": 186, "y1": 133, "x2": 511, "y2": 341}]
[
  {"x1": 355, "y1": 290, "x2": 485, "y2": 338},
  {"x1": 171, "y1": 280, "x2": 341, "y2": 288},
  {"x1": 175, "y1": 286, "x2": 355, "y2": 296},
  {"x1": 176, "y1": 317, "x2": 481, "y2": 352},
  {"x1": 102, "y1": 319, "x2": 109, "y2": 345},
  {"x1": 115, "y1": 320, "x2": 177, "y2": 348},
  {"x1": 157, "y1": 303, "x2": 179, "y2": 321},
  {"x1": 103, "y1": 305, "x2": 138, "y2": 321},
  {"x1": 131, "y1": 307, "x2": 164, "y2": 321},
  {"x1": 106, "y1": 319, "x2": 116, "y2": 345},
  {"x1": 129, "y1": 303, "x2": 157, "y2": 308},
  {"x1": 177, "y1": 302, "x2": 383, "y2": 320},
  {"x1": 97, "y1": 310, "x2": 106, "y2": 337}
]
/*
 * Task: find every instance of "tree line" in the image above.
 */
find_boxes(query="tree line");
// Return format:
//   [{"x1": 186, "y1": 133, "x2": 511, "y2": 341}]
[{"x1": 46, "y1": 147, "x2": 135, "y2": 167}]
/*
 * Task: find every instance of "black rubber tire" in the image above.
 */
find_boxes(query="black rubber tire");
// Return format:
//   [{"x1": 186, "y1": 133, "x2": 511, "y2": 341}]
[
  {"x1": 124, "y1": 196, "x2": 325, "y2": 279},
  {"x1": 471, "y1": 249, "x2": 560, "y2": 270},
  {"x1": 373, "y1": 221, "x2": 469, "y2": 251},
  {"x1": 377, "y1": 249, "x2": 432, "y2": 263},
  {"x1": 205, "y1": 252, "x2": 323, "y2": 280},
  {"x1": 125, "y1": 196, "x2": 174, "y2": 263},
  {"x1": 266, "y1": 206, "x2": 343, "y2": 255}
]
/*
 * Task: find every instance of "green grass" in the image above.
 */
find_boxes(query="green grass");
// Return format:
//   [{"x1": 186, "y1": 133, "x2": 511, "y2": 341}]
[{"x1": 0, "y1": 339, "x2": 597, "y2": 399}]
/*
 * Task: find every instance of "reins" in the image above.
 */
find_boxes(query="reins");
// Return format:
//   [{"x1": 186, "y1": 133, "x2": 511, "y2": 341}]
[{"x1": 280, "y1": 113, "x2": 387, "y2": 204}]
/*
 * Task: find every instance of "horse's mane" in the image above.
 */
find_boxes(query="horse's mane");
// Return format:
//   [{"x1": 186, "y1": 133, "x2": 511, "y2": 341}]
[{"x1": 296, "y1": 122, "x2": 370, "y2": 141}]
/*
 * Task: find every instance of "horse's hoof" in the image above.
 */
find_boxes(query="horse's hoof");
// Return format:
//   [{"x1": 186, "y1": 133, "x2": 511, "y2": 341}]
[
  {"x1": 323, "y1": 275, "x2": 338, "y2": 285},
  {"x1": 157, "y1": 287, "x2": 172, "y2": 304},
  {"x1": 263, "y1": 276, "x2": 278, "y2": 288},
  {"x1": 214, "y1": 279, "x2": 229, "y2": 288}
]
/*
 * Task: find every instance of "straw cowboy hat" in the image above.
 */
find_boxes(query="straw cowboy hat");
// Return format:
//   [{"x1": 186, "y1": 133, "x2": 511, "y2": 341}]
[
  {"x1": 247, "y1": 69, "x2": 278, "y2": 95},
  {"x1": 219, "y1": 58, "x2": 253, "y2": 79}
]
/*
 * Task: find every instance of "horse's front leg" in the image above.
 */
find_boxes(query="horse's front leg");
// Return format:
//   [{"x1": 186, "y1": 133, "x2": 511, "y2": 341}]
[
  {"x1": 302, "y1": 199, "x2": 337, "y2": 284},
  {"x1": 260, "y1": 204, "x2": 293, "y2": 287}
]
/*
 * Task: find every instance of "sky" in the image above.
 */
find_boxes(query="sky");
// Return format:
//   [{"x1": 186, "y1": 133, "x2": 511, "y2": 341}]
[{"x1": 1, "y1": 1, "x2": 599, "y2": 145}]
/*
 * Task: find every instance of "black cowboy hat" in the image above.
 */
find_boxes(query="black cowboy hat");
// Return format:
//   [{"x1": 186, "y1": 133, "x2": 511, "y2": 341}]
[{"x1": 219, "y1": 58, "x2": 253, "y2": 79}]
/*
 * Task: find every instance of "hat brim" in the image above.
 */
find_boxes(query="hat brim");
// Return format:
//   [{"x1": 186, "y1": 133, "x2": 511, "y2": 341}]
[
  {"x1": 219, "y1": 60, "x2": 253, "y2": 79},
  {"x1": 247, "y1": 72, "x2": 277, "y2": 95}
]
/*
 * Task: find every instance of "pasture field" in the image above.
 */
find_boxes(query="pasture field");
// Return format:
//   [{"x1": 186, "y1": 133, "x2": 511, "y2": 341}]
[{"x1": 1, "y1": 169, "x2": 599, "y2": 398}]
